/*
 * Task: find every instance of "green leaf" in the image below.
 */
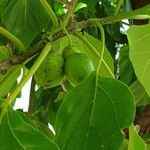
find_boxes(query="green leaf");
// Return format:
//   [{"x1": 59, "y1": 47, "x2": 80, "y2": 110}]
[
  {"x1": 55, "y1": 72, "x2": 135, "y2": 150},
  {"x1": 52, "y1": 34, "x2": 83, "y2": 54},
  {"x1": 128, "y1": 124, "x2": 146, "y2": 150},
  {"x1": 0, "y1": 65, "x2": 21, "y2": 98},
  {"x1": 1, "y1": 0, "x2": 49, "y2": 48},
  {"x1": 118, "y1": 45, "x2": 136, "y2": 85},
  {"x1": 74, "y1": 2, "x2": 87, "y2": 12},
  {"x1": 130, "y1": 80, "x2": 150, "y2": 106},
  {"x1": 80, "y1": 0, "x2": 98, "y2": 14},
  {"x1": 127, "y1": 24, "x2": 150, "y2": 97},
  {"x1": 0, "y1": 108, "x2": 59, "y2": 150},
  {"x1": 81, "y1": 33, "x2": 114, "y2": 78}
]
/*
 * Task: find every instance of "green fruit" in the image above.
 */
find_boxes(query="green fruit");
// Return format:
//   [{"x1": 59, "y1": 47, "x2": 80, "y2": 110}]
[
  {"x1": 65, "y1": 52, "x2": 95, "y2": 85},
  {"x1": 34, "y1": 52, "x2": 64, "y2": 87},
  {"x1": 62, "y1": 46, "x2": 74, "y2": 59}
]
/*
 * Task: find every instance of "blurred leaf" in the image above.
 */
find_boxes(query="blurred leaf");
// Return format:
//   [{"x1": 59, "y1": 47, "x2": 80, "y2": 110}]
[
  {"x1": 146, "y1": 145, "x2": 150, "y2": 150},
  {"x1": 56, "y1": 72, "x2": 135, "y2": 150},
  {"x1": 54, "y1": 3, "x2": 66, "y2": 16}
]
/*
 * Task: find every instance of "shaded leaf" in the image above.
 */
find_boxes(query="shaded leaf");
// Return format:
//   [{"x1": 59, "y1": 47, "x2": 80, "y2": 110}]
[
  {"x1": 0, "y1": 108, "x2": 59, "y2": 150},
  {"x1": 118, "y1": 45, "x2": 136, "y2": 85}
]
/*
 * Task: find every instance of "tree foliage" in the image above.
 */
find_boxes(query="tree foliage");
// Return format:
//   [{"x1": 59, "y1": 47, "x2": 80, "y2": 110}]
[{"x1": 0, "y1": 0, "x2": 150, "y2": 149}]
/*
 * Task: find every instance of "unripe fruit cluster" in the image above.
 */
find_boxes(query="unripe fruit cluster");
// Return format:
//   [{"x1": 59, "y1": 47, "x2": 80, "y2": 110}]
[{"x1": 34, "y1": 46, "x2": 95, "y2": 87}]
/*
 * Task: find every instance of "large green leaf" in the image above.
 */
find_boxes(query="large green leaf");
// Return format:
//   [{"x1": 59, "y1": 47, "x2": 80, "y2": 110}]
[
  {"x1": 55, "y1": 72, "x2": 135, "y2": 150},
  {"x1": 128, "y1": 124, "x2": 146, "y2": 150},
  {"x1": 127, "y1": 24, "x2": 150, "y2": 97},
  {"x1": 1, "y1": 0, "x2": 49, "y2": 48},
  {"x1": 0, "y1": 108, "x2": 59, "y2": 150},
  {"x1": 0, "y1": 65, "x2": 21, "y2": 98}
]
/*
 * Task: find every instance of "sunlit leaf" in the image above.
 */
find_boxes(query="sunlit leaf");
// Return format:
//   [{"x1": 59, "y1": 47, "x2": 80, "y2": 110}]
[
  {"x1": 127, "y1": 24, "x2": 150, "y2": 97},
  {"x1": 128, "y1": 124, "x2": 146, "y2": 150}
]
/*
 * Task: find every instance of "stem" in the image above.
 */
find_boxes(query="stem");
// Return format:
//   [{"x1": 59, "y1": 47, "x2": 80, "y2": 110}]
[
  {"x1": 0, "y1": 43, "x2": 52, "y2": 123},
  {"x1": 114, "y1": 0, "x2": 124, "y2": 15},
  {"x1": 63, "y1": 0, "x2": 78, "y2": 28},
  {"x1": 40, "y1": 0, "x2": 59, "y2": 27},
  {"x1": 0, "y1": 26, "x2": 25, "y2": 51}
]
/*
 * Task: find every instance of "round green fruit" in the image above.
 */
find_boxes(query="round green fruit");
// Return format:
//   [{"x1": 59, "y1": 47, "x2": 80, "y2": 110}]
[
  {"x1": 34, "y1": 52, "x2": 64, "y2": 87},
  {"x1": 65, "y1": 52, "x2": 95, "y2": 85}
]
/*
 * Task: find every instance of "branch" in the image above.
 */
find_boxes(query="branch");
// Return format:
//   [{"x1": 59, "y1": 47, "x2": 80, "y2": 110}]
[{"x1": 0, "y1": 43, "x2": 44, "y2": 74}]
